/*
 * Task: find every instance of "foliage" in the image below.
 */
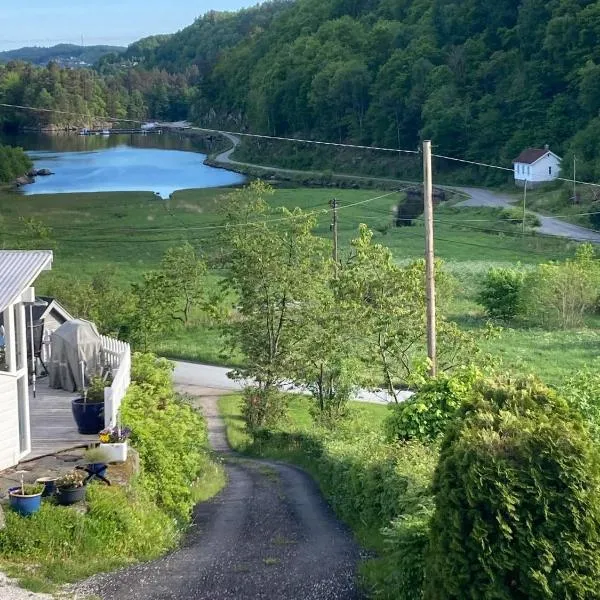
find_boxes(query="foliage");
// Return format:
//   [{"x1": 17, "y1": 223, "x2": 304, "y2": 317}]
[
  {"x1": 500, "y1": 208, "x2": 541, "y2": 228},
  {"x1": 0, "y1": 144, "x2": 31, "y2": 183},
  {"x1": 523, "y1": 243, "x2": 600, "y2": 329},
  {"x1": 85, "y1": 375, "x2": 110, "y2": 403},
  {"x1": 384, "y1": 367, "x2": 480, "y2": 443},
  {"x1": 560, "y1": 369, "x2": 600, "y2": 443},
  {"x1": 241, "y1": 386, "x2": 288, "y2": 432},
  {"x1": 9, "y1": 484, "x2": 43, "y2": 496},
  {"x1": 477, "y1": 266, "x2": 525, "y2": 321},
  {"x1": 221, "y1": 181, "x2": 332, "y2": 423},
  {"x1": 120, "y1": 353, "x2": 212, "y2": 522},
  {"x1": 55, "y1": 470, "x2": 87, "y2": 490},
  {"x1": 426, "y1": 376, "x2": 600, "y2": 600},
  {"x1": 99, "y1": 426, "x2": 132, "y2": 444}
]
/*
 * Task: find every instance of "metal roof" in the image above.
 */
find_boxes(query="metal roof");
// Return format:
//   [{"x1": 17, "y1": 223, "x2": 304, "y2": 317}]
[{"x1": 0, "y1": 251, "x2": 53, "y2": 313}]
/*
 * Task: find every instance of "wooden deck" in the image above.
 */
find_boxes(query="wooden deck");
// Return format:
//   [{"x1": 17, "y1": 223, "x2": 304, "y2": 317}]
[{"x1": 28, "y1": 378, "x2": 96, "y2": 460}]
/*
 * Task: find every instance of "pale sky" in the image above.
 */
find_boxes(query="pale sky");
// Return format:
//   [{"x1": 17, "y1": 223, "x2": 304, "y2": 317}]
[{"x1": 0, "y1": 0, "x2": 258, "y2": 51}]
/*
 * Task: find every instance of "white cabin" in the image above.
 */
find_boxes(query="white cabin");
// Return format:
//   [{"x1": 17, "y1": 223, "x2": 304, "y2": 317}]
[
  {"x1": 0, "y1": 250, "x2": 53, "y2": 471},
  {"x1": 513, "y1": 146, "x2": 562, "y2": 187}
]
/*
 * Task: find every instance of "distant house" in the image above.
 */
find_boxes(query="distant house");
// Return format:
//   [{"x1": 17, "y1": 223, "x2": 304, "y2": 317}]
[{"x1": 513, "y1": 146, "x2": 562, "y2": 187}]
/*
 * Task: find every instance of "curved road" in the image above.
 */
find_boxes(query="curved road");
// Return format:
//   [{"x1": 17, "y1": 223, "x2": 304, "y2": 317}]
[
  {"x1": 76, "y1": 393, "x2": 363, "y2": 600},
  {"x1": 208, "y1": 131, "x2": 600, "y2": 244}
]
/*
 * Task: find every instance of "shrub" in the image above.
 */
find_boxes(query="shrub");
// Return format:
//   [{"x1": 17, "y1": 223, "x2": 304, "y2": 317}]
[
  {"x1": 500, "y1": 207, "x2": 541, "y2": 228},
  {"x1": 523, "y1": 244, "x2": 600, "y2": 329},
  {"x1": 425, "y1": 376, "x2": 600, "y2": 600},
  {"x1": 241, "y1": 386, "x2": 288, "y2": 431},
  {"x1": 384, "y1": 368, "x2": 480, "y2": 443},
  {"x1": 560, "y1": 369, "x2": 600, "y2": 442},
  {"x1": 477, "y1": 266, "x2": 525, "y2": 321}
]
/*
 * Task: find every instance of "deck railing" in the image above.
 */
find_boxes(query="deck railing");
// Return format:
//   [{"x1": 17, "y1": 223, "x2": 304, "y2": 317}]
[{"x1": 102, "y1": 339, "x2": 131, "y2": 428}]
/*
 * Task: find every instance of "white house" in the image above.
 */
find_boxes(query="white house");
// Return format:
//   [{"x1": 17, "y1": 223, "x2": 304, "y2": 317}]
[
  {"x1": 0, "y1": 250, "x2": 53, "y2": 471},
  {"x1": 513, "y1": 146, "x2": 562, "y2": 187}
]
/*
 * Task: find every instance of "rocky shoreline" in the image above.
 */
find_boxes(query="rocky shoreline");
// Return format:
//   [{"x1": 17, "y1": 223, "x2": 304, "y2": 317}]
[{"x1": 14, "y1": 168, "x2": 53, "y2": 187}]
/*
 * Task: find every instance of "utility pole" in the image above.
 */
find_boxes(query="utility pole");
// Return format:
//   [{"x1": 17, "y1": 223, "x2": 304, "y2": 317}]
[
  {"x1": 423, "y1": 140, "x2": 436, "y2": 377},
  {"x1": 522, "y1": 179, "x2": 527, "y2": 238},
  {"x1": 330, "y1": 198, "x2": 338, "y2": 276},
  {"x1": 573, "y1": 154, "x2": 577, "y2": 203}
]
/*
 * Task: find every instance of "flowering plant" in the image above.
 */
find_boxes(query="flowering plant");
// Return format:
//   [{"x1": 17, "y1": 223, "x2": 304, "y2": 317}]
[{"x1": 99, "y1": 426, "x2": 131, "y2": 444}]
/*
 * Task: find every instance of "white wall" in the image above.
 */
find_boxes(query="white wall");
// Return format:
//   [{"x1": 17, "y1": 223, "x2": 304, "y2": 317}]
[
  {"x1": 0, "y1": 373, "x2": 20, "y2": 471},
  {"x1": 514, "y1": 154, "x2": 561, "y2": 183}
]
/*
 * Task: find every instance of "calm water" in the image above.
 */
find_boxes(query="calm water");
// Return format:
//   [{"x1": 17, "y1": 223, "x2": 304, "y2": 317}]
[{"x1": 2, "y1": 132, "x2": 246, "y2": 197}]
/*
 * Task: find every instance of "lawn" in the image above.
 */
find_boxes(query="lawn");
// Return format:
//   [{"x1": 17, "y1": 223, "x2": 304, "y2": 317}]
[{"x1": 0, "y1": 184, "x2": 595, "y2": 383}]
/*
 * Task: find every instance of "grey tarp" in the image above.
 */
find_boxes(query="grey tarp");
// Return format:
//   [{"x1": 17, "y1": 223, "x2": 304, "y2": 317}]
[{"x1": 48, "y1": 319, "x2": 102, "y2": 392}]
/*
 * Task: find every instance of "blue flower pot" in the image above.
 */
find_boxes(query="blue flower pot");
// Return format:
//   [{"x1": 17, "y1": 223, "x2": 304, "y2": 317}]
[
  {"x1": 36, "y1": 477, "x2": 58, "y2": 497},
  {"x1": 8, "y1": 487, "x2": 43, "y2": 516},
  {"x1": 71, "y1": 398, "x2": 104, "y2": 434},
  {"x1": 86, "y1": 463, "x2": 107, "y2": 478}
]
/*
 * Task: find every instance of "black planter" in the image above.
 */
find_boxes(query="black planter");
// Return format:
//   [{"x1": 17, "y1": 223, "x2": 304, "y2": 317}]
[
  {"x1": 55, "y1": 485, "x2": 87, "y2": 506},
  {"x1": 71, "y1": 398, "x2": 104, "y2": 434}
]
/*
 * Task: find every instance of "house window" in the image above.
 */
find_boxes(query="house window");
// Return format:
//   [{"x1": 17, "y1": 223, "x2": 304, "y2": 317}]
[
  {"x1": 527, "y1": 166, "x2": 531, "y2": 176},
  {"x1": 549, "y1": 166, "x2": 552, "y2": 175}
]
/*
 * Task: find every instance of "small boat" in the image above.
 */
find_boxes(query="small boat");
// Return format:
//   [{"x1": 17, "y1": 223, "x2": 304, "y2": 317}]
[
  {"x1": 78, "y1": 128, "x2": 89, "y2": 135},
  {"x1": 101, "y1": 129, "x2": 110, "y2": 136}
]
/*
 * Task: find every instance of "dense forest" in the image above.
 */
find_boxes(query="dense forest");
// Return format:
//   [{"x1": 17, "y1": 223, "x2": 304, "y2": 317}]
[
  {"x1": 3, "y1": 0, "x2": 600, "y2": 178},
  {"x1": 0, "y1": 44, "x2": 125, "y2": 67},
  {"x1": 0, "y1": 144, "x2": 32, "y2": 183}
]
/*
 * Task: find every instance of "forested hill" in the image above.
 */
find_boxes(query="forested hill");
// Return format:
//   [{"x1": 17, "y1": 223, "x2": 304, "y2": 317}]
[
  {"x1": 0, "y1": 44, "x2": 125, "y2": 66},
  {"x1": 117, "y1": 0, "x2": 600, "y2": 180},
  {"x1": 4, "y1": 0, "x2": 600, "y2": 179}
]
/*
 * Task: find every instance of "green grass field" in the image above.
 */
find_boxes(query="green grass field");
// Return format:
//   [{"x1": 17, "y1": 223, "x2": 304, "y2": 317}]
[{"x1": 0, "y1": 184, "x2": 595, "y2": 382}]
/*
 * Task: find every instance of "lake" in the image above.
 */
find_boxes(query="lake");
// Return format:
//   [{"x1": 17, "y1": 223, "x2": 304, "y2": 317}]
[{"x1": 1, "y1": 132, "x2": 246, "y2": 197}]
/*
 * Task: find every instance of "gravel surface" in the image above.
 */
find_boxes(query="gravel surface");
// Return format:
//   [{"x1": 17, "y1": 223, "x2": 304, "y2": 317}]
[
  {"x1": 74, "y1": 393, "x2": 364, "y2": 600},
  {"x1": 0, "y1": 573, "x2": 54, "y2": 600}
]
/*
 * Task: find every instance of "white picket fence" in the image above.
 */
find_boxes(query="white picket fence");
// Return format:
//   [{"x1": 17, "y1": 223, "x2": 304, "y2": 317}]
[{"x1": 103, "y1": 339, "x2": 131, "y2": 428}]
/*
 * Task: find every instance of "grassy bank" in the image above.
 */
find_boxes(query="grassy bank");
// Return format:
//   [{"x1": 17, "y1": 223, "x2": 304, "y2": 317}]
[
  {"x1": 0, "y1": 354, "x2": 226, "y2": 594},
  {"x1": 219, "y1": 393, "x2": 435, "y2": 599},
  {"x1": 1, "y1": 185, "x2": 595, "y2": 380}
]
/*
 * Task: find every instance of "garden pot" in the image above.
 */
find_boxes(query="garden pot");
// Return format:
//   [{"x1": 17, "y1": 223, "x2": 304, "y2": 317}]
[
  {"x1": 71, "y1": 398, "x2": 104, "y2": 434},
  {"x1": 36, "y1": 477, "x2": 58, "y2": 497},
  {"x1": 100, "y1": 442, "x2": 128, "y2": 463},
  {"x1": 86, "y1": 463, "x2": 107, "y2": 478},
  {"x1": 8, "y1": 487, "x2": 43, "y2": 516},
  {"x1": 55, "y1": 485, "x2": 87, "y2": 506}
]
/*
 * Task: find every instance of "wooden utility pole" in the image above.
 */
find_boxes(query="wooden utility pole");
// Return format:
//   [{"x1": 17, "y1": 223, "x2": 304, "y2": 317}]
[
  {"x1": 330, "y1": 198, "x2": 338, "y2": 276},
  {"x1": 522, "y1": 179, "x2": 527, "y2": 237},
  {"x1": 573, "y1": 154, "x2": 577, "y2": 203},
  {"x1": 423, "y1": 140, "x2": 437, "y2": 376}
]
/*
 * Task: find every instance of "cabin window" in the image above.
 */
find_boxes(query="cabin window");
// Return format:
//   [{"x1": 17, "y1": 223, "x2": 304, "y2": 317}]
[{"x1": 549, "y1": 166, "x2": 552, "y2": 175}]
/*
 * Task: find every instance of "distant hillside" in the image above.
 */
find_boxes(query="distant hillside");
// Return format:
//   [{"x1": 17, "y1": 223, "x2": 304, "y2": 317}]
[{"x1": 0, "y1": 44, "x2": 125, "y2": 67}]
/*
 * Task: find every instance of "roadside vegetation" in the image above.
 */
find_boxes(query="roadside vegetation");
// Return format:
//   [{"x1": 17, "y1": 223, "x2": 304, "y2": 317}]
[{"x1": 0, "y1": 353, "x2": 225, "y2": 593}]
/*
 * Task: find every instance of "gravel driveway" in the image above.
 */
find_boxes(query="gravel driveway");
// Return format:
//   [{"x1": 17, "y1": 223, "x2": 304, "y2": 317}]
[{"x1": 75, "y1": 393, "x2": 363, "y2": 600}]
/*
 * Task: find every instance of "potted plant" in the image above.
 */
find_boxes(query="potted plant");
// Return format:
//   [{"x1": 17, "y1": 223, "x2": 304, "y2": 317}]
[
  {"x1": 99, "y1": 425, "x2": 131, "y2": 463},
  {"x1": 55, "y1": 470, "x2": 87, "y2": 506},
  {"x1": 83, "y1": 446, "x2": 111, "y2": 478},
  {"x1": 71, "y1": 375, "x2": 110, "y2": 434},
  {"x1": 36, "y1": 476, "x2": 59, "y2": 497},
  {"x1": 8, "y1": 474, "x2": 43, "y2": 516}
]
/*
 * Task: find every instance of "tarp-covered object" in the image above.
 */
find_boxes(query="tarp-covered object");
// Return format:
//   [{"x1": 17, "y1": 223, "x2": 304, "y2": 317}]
[{"x1": 48, "y1": 319, "x2": 102, "y2": 392}]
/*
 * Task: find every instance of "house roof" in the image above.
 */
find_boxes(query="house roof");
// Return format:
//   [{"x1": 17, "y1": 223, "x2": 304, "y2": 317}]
[
  {"x1": 0, "y1": 251, "x2": 53, "y2": 313},
  {"x1": 513, "y1": 148, "x2": 561, "y2": 164},
  {"x1": 36, "y1": 296, "x2": 73, "y2": 322}
]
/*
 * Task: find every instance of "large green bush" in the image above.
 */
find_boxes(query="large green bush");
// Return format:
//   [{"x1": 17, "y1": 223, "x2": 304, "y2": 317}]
[
  {"x1": 121, "y1": 353, "x2": 211, "y2": 522},
  {"x1": 477, "y1": 267, "x2": 525, "y2": 321},
  {"x1": 560, "y1": 369, "x2": 600, "y2": 443},
  {"x1": 426, "y1": 376, "x2": 600, "y2": 600},
  {"x1": 384, "y1": 368, "x2": 479, "y2": 443}
]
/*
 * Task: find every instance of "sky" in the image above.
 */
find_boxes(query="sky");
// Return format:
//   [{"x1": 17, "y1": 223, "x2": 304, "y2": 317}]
[{"x1": 0, "y1": 0, "x2": 257, "y2": 51}]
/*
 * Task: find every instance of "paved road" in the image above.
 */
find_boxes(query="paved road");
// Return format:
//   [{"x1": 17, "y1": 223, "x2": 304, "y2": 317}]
[
  {"x1": 77, "y1": 394, "x2": 363, "y2": 600},
  {"x1": 210, "y1": 132, "x2": 600, "y2": 244},
  {"x1": 455, "y1": 186, "x2": 600, "y2": 243},
  {"x1": 172, "y1": 360, "x2": 408, "y2": 404}
]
